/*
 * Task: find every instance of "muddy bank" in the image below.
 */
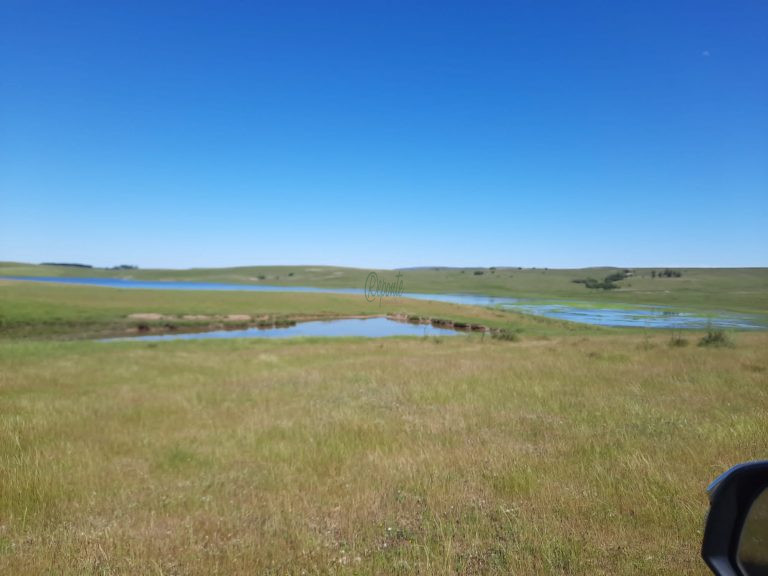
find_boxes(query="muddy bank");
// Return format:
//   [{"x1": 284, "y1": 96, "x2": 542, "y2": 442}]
[
  {"x1": 128, "y1": 314, "x2": 297, "y2": 336},
  {"x1": 386, "y1": 313, "x2": 518, "y2": 339},
  {"x1": 120, "y1": 312, "x2": 518, "y2": 340}
]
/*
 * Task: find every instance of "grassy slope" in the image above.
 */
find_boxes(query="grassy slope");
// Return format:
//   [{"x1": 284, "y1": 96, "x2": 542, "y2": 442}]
[
  {"x1": 0, "y1": 280, "x2": 588, "y2": 339},
  {"x1": 2, "y1": 262, "x2": 766, "y2": 313},
  {"x1": 1, "y1": 334, "x2": 766, "y2": 574}
]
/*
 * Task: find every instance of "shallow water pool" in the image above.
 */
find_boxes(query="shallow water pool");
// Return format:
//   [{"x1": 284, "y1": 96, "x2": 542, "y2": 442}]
[{"x1": 101, "y1": 317, "x2": 461, "y2": 342}]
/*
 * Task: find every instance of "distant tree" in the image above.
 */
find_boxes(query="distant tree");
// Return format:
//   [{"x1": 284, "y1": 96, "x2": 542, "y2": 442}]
[
  {"x1": 574, "y1": 271, "x2": 626, "y2": 290},
  {"x1": 41, "y1": 262, "x2": 93, "y2": 268},
  {"x1": 659, "y1": 269, "x2": 682, "y2": 278}
]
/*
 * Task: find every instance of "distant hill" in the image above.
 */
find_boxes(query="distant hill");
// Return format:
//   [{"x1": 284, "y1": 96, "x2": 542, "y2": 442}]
[{"x1": 1, "y1": 262, "x2": 766, "y2": 313}]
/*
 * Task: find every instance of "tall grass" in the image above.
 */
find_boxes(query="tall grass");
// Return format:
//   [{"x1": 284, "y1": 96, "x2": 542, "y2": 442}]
[{"x1": 1, "y1": 333, "x2": 766, "y2": 574}]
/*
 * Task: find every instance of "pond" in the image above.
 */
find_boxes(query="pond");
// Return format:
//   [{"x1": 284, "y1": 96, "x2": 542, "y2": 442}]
[
  {"x1": 5, "y1": 276, "x2": 766, "y2": 330},
  {"x1": 100, "y1": 317, "x2": 462, "y2": 342}
]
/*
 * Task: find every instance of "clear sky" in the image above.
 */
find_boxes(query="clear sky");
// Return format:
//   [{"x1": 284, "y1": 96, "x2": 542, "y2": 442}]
[{"x1": 1, "y1": 1, "x2": 766, "y2": 269}]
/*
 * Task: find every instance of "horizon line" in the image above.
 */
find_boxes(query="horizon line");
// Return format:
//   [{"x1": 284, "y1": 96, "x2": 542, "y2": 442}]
[{"x1": 3, "y1": 261, "x2": 767, "y2": 272}]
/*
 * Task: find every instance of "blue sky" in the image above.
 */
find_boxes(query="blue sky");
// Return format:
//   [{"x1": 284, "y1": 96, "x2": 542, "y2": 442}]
[{"x1": 1, "y1": 1, "x2": 766, "y2": 269}]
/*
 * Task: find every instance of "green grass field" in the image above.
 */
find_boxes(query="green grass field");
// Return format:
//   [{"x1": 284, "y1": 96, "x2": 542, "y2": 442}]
[
  {"x1": 1, "y1": 276, "x2": 766, "y2": 574},
  {"x1": 1, "y1": 333, "x2": 766, "y2": 574},
  {"x1": 2, "y1": 262, "x2": 767, "y2": 314}
]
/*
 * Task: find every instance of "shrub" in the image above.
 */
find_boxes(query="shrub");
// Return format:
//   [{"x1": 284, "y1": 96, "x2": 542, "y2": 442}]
[
  {"x1": 668, "y1": 334, "x2": 689, "y2": 348},
  {"x1": 605, "y1": 272, "x2": 628, "y2": 283},
  {"x1": 592, "y1": 278, "x2": 618, "y2": 290},
  {"x1": 659, "y1": 269, "x2": 682, "y2": 278},
  {"x1": 699, "y1": 329, "x2": 732, "y2": 348},
  {"x1": 491, "y1": 330, "x2": 519, "y2": 342},
  {"x1": 575, "y1": 274, "x2": 623, "y2": 290}
]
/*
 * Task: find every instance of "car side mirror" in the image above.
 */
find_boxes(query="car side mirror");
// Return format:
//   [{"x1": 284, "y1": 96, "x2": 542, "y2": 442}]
[{"x1": 702, "y1": 461, "x2": 768, "y2": 575}]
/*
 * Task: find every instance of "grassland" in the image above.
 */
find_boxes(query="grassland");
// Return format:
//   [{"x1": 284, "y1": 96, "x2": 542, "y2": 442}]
[
  {"x1": 2, "y1": 262, "x2": 767, "y2": 314},
  {"x1": 1, "y1": 332, "x2": 766, "y2": 574},
  {"x1": 0, "y1": 280, "x2": 588, "y2": 340},
  {"x1": 1, "y1": 275, "x2": 765, "y2": 574}
]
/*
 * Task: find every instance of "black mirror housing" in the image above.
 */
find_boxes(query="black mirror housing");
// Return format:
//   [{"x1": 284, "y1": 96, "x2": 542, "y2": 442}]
[{"x1": 702, "y1": 461, "x2": 768, "y2": 576}]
